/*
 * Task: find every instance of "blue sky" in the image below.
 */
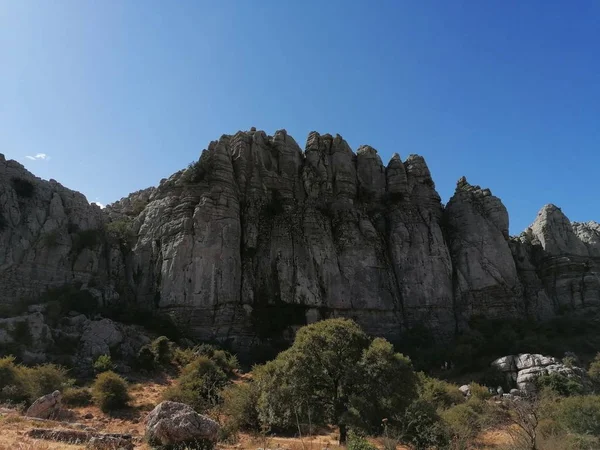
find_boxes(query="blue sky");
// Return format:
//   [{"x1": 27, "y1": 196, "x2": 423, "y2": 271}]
[{"x1": 1, "y1": 1, "x2": 599, "y2": 234}]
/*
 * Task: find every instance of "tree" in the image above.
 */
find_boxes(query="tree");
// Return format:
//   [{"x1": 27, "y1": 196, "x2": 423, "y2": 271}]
[
  {"x1": 254, "y1": 318, "x2": 418, "y2": 444},
  {"x1": 588, "y1": 353, "x2": 600, "y2": 390},
  {"x1": 502, "y1": 396, "x2": 540, "y2": 450}
]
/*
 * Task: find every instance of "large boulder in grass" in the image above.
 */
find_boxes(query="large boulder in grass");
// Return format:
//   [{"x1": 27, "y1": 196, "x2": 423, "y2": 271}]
[
  {"x1": 145, "y1": 401, "x2": 219, "y2": 447},
  {"x1": 26, "y1": 390, "x2": 62, "y2": 420}
]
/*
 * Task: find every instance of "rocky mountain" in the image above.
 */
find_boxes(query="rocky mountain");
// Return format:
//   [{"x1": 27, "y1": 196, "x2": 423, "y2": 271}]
[{"x1": 1, "y1": 130, "x2": 599, "y2": 351}]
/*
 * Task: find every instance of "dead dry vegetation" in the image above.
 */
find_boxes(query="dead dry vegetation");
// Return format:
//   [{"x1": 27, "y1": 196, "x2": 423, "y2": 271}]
[{"x1": 2, "y1": 319, "x2": 600, "y2": 450}]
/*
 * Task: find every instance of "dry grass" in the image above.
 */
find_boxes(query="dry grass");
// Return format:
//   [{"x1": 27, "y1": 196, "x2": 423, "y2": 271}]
[{"x1": 0, "y1": 375, "x2": 522, "y2": 450}]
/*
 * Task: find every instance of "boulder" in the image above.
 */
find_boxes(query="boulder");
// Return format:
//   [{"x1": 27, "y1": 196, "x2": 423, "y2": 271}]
[
  {"x1": 491, "y1": 355, "x2": 516, "y2": 372},
  {"x1": 459, "y1": 385, "x2": 471, "y2": 397},
  {"x1": 515, "y1": 354, "x2": 558, "y2": 370},
  {"x1": 145, "y1": 401, "x2": 219, "y2": 447},
  {"x1": 80, "y1": 319, "x2": 123, "y2": 358},
  {"x1": 26, "y1": 390, "x2": 62, "y2": 420}
]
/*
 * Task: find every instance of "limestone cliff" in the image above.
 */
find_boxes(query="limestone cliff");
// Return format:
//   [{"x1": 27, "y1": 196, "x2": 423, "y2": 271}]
[{"x1": 1, "y1": 130, "x2": 599, "y2": 350}]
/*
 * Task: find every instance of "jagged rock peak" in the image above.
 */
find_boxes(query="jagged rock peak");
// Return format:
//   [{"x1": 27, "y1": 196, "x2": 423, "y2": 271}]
[
  {"x1": 529, "y1": 204, "x2": 591, "y2": 256},
  {"x1": 455, "y1": 176, "x2": 492, "y2": 197}
]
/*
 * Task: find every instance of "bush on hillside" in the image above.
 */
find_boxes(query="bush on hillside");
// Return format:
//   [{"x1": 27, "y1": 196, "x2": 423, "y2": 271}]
[
  {"x1": 220, "y1": 382, "x2": 260, "y2": 432},
  {"x1": 417, "y1": 372, "x2": 464, "y2": 410},
  {"x1": 92, "y1": 371, "x2": 130, "y2": 413},
  {"x1": 136, "y1": 345, "x2": 157, "y2": 371},
  {"x1": 588, "y1": 353, "x2": 600, "y2": 389},
  {"x1": 151, "y1": 336, "x2": 173, "y2": 366},
  {"x1": 93, "y1": 355, "x2": 115, "y2": 373},
  {"x1": 469, "y1": 382, "x2": 492, "y2": 401},
  {"x1": 163, "y1": 356, "x2": 229, "y2": 413},
  {"x1": 441, "y1": 398, "x2": 500, "y2": 448},
  {"x1": 173, "y1": 347, "x2": 197, "y2": 367},
  {"x1": 347, "y1": 431, "x2": 377, "y2": 450},
  {"x1": 62, "y1": 387, "x2": 92, "y2": 406},
  {"x1": 555, "y1": 395, "x2": 600, "y2": 437},
  {"x1": 0, "y1": 356, "x2": 29, "y2": 404},
  {"x1": 394, "y1": 399, "x2": 450, "y2": 450},
  {"x1": 0, "y1": 358, "x2": 73, "y2": 405},
  {"x1": 536, "y1": 372, "x2": 584, "y2": 397},
  {"x1": 25, "y1": 363, "x2": 73, "y2": 401},
  {"x1": 210, "y1": 349, "x2": 239, "y2": 375}
]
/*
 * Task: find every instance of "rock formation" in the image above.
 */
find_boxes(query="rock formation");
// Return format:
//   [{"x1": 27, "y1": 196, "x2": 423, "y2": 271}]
[
  {"x1": 26, "y1": 390, "x2": 63, "y2": 420},
  {"x1": 492, "y1": 353, "x2": 589, "y2": 393},
  {"x1": 1, "y1": 129, "x2": 599, "y2": 351},
  {"x1": 145, "y1": 401, "x2": 219, "y2": 447}
]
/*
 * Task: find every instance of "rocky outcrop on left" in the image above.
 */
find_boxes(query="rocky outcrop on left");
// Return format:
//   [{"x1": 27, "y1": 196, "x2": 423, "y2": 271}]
[{"x1": 0, "y1": 154, "x2": 125, "y2": 308}]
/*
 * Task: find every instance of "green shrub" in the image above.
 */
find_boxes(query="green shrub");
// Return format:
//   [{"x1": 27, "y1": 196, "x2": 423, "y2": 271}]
[
  {"x1": 536, "y1": 372, "x2": 584, "y2": 397},
  {"x1": 105, "y1": 219, "x2": 134, "y2": 246},
  {"x1": 11, "y1": 177, "x2": 35, "y2": 198},
  {"x1": 151, "y1": 336, "x2": 173, "y2": 366},
  {"x1": 0, "y1": 356, "x2": 29, "y2": 404},
  {"x1": 92, "y1": 371, "x2": 130, "y2": 413},
  {"x1": 417, "y1": 372, "x2": 464, "y2": 410},
  {"x1": 211, "y1": 349, "x2": 239, "y2": 375},
  {"x1": 173, "y1": 347, "x2": 197, "y2": 367},
  {"x1": 62, "y1": 387, "x2": 92, "y2": 406},
  {"x1": 93, "y1": 355, "x2": 115, "y2": 373},
  {"x1": 555, "y1": 395, "x2": 600, "y2": 436},
  {"x1": 193, "y1": 343, "x2": 218, "y2": 358},
  {"x1": 588, "y1": 353, "x2": 600, "y2": 389},
  {"x1": 441, "y1": 398, "x2": 499, "y2": 447},
  {"x1": 395, "y1": 399, "x2": 450, "y2": 450},
  {"x1": 163, "y1": 356, "x2": 229, "y2": 413},
  {"x1": 469, "y1": 382, "x2": 492, "y2": 401},
  {"x1": 25, "y1": 363, "x2": 73, "y2": 401},
  {"x1": 220, "y1": 382, "x2": 260, "y2": 432},
  {"x1": 181, "y1": 154, "x2": 212, "y2": 184},
  {"x1": 137, "y1": 345, "x2": 157, "y2": 371},
  {"x1": 347, "y1": 431, "x2": 377, "y2": 450},
  {"x1": 563, "y1": 355, "x2": 577, "y2": 368}
]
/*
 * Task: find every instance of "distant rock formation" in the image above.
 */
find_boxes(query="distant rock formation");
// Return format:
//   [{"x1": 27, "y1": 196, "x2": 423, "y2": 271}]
[{"x1": 1, "y1": 129, "x2": 599, "y2": 350}]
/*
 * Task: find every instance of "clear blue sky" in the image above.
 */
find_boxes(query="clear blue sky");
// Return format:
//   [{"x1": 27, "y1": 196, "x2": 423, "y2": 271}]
[{"x1": 2, "y1": 1, "x2": 599, "y2": 234}]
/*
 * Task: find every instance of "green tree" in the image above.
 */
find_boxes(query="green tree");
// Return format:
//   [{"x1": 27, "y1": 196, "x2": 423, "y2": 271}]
[
  {"x1": 163, "y1": 356, "x2": 229, "y2": 413},
  {"x1": 92, "y1": 371, "x2": 130, "y2": 413},
  {"x1": 254, "y1": 318, "x2": 418, "y2": 444},
  {"x1": 588, "y1": 353, "x2": 600, "y2": 389}
]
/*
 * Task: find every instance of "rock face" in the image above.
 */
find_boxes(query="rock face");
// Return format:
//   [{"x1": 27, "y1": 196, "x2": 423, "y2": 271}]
[
  {"x1": 445, "y1": 177, "x2": 522, "y2": 324},
  {"x1": 0, "y1": 154, "x2": 124, "y2": 307},
  {"x1": 26, "y1": 390, "x2": 62, "y2": 419},
  {"x1": 1, "y1": 129, "x2": 600, "y2": 350},
  {"x1": 145, "y1": 401, "x2": 219, "y2": 447},
  {"x1": 491, "y1": 353, "x2": 588, "y2": 392}
]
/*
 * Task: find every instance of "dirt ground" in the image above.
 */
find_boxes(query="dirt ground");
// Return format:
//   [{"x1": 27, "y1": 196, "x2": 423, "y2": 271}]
[{"x1": 0, "y1": 376, "x2": 513, "y2": 450}]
